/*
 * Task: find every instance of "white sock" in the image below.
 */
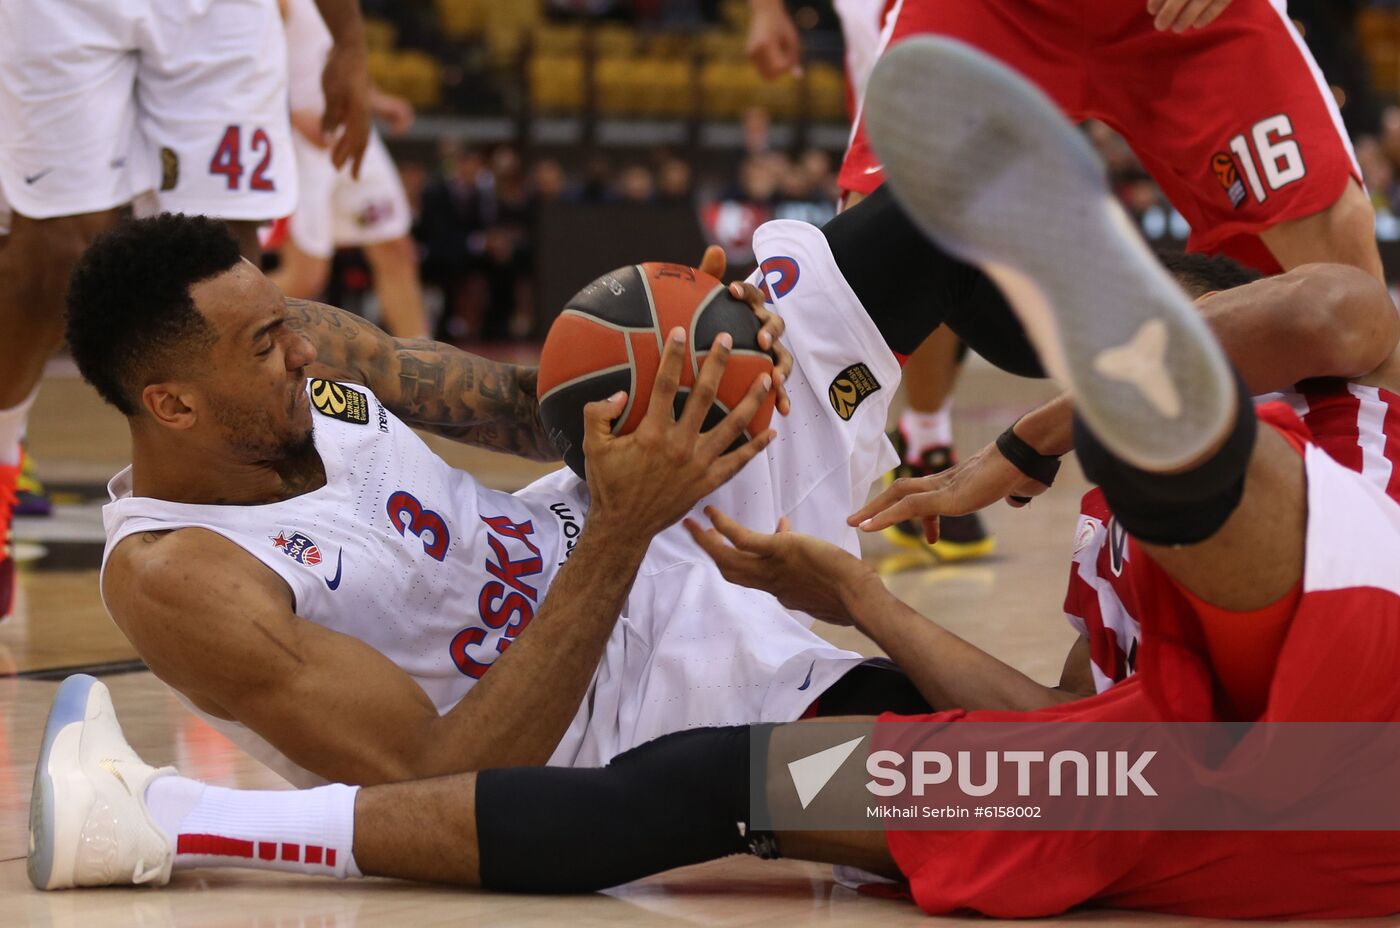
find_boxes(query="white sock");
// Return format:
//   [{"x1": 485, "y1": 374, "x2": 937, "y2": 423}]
[
  {"x1": 899, "y1": 403, "x2": 953, "y2": 463},
  {"x1": 145, "y1": 775, "x2": 361, "y2": 879},
  {"x1": 0, "y1": 387, "x2": 38, "y2": 467}
]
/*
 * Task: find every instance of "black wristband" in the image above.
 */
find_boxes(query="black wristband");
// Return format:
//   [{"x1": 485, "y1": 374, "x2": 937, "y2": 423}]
[{"x1": 996, "y1": 423, "x2": 1062, "y2": 488}]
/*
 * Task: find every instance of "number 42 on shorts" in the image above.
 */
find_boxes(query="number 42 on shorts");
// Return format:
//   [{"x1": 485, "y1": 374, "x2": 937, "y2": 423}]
[
  {"x1": 209, "y1": 125, "x2": 276, "y2": 192},
  {"x1": 1216, "y1": 114, "x2": 1306, "y2": 208}
]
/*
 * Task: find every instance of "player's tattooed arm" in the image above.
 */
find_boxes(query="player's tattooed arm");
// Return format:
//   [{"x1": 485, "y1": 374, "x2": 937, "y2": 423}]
[{"x1": 284, "y1": 298, "x2": 559, "y2": 461}]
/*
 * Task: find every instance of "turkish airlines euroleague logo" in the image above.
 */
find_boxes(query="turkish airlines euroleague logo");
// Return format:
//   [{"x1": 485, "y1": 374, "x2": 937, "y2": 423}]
[
  {"x1": 828, "y1": 363, "x2": 881, "y2": 421},
  {"x1": 1211, "y1": 152, "x2": 1247, "y2": 209},
  {"x1": 309, "y1": 378, "x2": 369, "y2": 425},
  {"x1": 757, "y1": 256, "x2": 800, "y2": 304}
]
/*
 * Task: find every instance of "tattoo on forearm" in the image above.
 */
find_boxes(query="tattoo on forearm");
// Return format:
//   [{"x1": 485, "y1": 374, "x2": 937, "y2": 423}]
[{"x1": 283, "y1": 297, "x2": 557, "y2": 461}]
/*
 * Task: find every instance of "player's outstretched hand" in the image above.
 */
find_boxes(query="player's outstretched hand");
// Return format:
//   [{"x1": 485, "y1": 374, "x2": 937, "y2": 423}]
[
  {"x1": 745, "y1": 0, "x2": 803, "y2": 80},
  {"x1": 684, "y1": 508, "x2": 875, "y2": 626},
  {"x1": 699, "y1": 244, "x2": 794, "y2": 416},
  {"x1": 1147, "y1": 0, "x2": 1232, "y2": 32},
  {"x1": 321, "y1": 40, "x2": 372, "y2": 176},
  {"x1": 848, "y1": 438, "x2": 1050, "y2": 543},
  {"x1": 582, "y1": 327, "x2": 777, "y2": 540}
]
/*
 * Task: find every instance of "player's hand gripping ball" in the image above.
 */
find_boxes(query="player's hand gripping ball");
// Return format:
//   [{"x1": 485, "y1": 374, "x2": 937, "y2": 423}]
[{"x1": 538, "y1": 263, "x2": 778, "y2": 479}]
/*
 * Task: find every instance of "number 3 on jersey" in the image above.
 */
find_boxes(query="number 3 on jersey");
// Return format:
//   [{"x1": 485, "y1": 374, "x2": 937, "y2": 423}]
[
  {"x1": 209, "y1": 125, "x2": 276, "y2": 191},
  {"x1": 387, "y1": 491, "x2": 451, "y2": 561}
]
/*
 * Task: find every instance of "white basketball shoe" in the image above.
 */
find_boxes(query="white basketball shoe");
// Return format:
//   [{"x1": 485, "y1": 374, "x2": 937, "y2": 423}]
[
  {"x1": 29, "y1": 674, "x2": 175, "y2": 890},
  {"x1": 863, "y1": 37, "x2": 1236, "y2": 472}
]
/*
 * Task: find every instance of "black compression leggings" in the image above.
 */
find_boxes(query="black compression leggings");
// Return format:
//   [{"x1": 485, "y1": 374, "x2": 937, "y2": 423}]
[{"x1": 819, "y1": 185, "x2": 1045, "y2": 378}]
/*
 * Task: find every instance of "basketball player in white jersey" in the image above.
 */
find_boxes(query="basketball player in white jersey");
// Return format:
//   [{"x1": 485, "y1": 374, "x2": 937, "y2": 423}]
[
  {"x1": 0, "y1": 0, "x2": 372, "y2": 619},
  {"x1": 269, "y1": 0, "x2": 428, "y2": 339},
  {"x1": 33, "y1": 40, "x2": 1400, "y2": 915},
  {"x1": 70, "y1": 186, "x2": 969, "y2": 788}
]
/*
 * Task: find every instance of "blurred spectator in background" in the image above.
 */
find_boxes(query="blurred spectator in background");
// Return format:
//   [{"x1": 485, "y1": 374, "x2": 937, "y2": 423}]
[
  {"x1": 419, "y1": 143, "x2": 492, "y2": 341},
  {"x1": 581, "y1": 155, "x2": 614, "y2": 202},
  {"x1": 532, "y1": 158, "x2": 572, "y2": 204},
  {"x1": 480, "y1": 146, "x2": 534, "y2": 341},
  {"x1": 617, "y1": 164, "x2": 657, "y2": 202},
  {"x1": 656, "y1": 156, "x2": 694, "y2": 204}
]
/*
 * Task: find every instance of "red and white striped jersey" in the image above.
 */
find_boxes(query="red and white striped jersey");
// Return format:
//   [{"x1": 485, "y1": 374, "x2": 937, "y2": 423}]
[
  {"x1": 1256, "y1": 379, "x2": 1400, "y2": 502},
  {"x1": 1063, "y1": 381, "x2": 1400, "y2": 693}
]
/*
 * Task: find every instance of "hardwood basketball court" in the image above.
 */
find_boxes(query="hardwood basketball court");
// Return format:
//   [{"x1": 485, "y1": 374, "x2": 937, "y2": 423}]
[{"x1": 0, "y1": 362, "x2": 1345, "y2": 926}]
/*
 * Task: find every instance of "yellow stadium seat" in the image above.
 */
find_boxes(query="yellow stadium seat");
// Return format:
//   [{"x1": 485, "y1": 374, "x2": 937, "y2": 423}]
[
  {"x1": 534, "y1": 24, "x2": 584, "y2": 56},
  {"x1": 397, "y1": 51, "x2": 442, "y2": 110},
  {"x1": 486, "y1": 25, "x2": 528, "y2": 69},
  {"x1": 593, "y1": 24, "x2": 637, "y2": 58},
  {"x1": 804, "y1": 63, "x2": 847, "y2": 121},
  {"x1": 434, "y1": 0, "x2": 486, "y2": 39},
  {"x1": 363, "y1": 18, "x2": 397, "y2": 53},
  {"x1": 529, "y1": 55, "x2": 585, "y2": 113},
  {"x1": 367, "y1": 49, "x2": 399, "y2": 95},
  {"x1": 699, "y1": 28, "x2": 746, "y2": 61}
]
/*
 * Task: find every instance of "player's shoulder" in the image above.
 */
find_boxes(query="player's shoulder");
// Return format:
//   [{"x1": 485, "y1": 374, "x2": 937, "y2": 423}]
[{"x1": 105, "y1": 527, "x2": 290, "y2": 620}]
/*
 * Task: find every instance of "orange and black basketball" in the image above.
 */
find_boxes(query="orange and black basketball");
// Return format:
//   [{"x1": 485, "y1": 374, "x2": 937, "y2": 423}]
[{"x1": 538, "y1": 262, "x2": 777, "y2": 479}]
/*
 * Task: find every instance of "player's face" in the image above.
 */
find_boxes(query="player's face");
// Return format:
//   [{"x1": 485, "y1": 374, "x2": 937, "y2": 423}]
[{"x1": 189, "y1": 261, "x2": 318, "y2": 463}]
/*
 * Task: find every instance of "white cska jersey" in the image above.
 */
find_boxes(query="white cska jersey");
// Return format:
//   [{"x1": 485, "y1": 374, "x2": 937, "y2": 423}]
[{"x1": 102, "y1": 219, "x2": 903, "y2": 786}]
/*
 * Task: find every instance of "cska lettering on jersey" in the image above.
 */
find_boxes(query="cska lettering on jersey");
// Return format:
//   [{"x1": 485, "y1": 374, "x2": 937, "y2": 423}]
[{"x1": 451, "y1": 516, "x2": 544, "y2": 678}]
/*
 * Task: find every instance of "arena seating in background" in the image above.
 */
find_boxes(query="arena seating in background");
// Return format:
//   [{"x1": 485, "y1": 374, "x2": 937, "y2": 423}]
[{"x1": 363, "y1": 0, "x2": 848, "y2": 123}]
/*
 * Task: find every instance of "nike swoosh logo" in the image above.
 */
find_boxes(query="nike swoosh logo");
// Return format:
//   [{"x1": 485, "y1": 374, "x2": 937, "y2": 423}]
[
  {"x1": 862, "y1": 164, "x2": 883, "y2": 175},
  {"x1": 796, "y1": 660, "x2": 815, "y2": 691},
  {"x1": 24, "y1": 168, "x2": 53, "y2": 184},
  {"x1": 324, "y1": 548, "x2": 344, "y2": 590},
  {"x1": 99, "y1": 759, "x2": 132, "y2": 797}
]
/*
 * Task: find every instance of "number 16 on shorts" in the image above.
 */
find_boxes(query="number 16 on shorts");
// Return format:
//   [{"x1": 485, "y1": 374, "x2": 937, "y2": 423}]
[
  {"x1": 209, "y1": 125, "x2": 277, "y2": 192},
  {"x1": 1217, "y1": 115, "x2": 1306, "y2": 208}
]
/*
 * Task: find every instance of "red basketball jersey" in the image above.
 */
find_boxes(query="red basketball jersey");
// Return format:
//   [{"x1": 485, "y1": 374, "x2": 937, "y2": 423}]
[{"x1": 1064, "y1": 385, "x2": 1400, "y2": 691}]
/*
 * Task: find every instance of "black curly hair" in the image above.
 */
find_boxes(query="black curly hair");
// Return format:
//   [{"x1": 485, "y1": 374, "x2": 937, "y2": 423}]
[
  {"x1": 66, "y1": 214, "x2": 241, "y2": 415},
  {"x1": 1155, "y1": 248, "x2": 1263, "y2": 300}
]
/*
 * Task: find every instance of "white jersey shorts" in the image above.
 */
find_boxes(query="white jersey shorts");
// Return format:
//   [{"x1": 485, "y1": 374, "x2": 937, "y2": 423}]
[
  {"x1": 288, "y1": 129, "x2": 411, "y2": 258},
  {"x1": 0, "y1": 0, "x2": 296, "y2": 223}
]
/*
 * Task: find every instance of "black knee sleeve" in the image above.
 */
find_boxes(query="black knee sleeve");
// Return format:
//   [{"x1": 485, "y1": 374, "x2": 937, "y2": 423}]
[
  {"x1": 476, "y1": 725, "x2": 775, "y2": 893},
  {"x1": 1074, "y1": 371, "x2": 1257, "y2": 546},
  {"x1": 820, "y1": 186, "x2": 1044, "y2": 377}
]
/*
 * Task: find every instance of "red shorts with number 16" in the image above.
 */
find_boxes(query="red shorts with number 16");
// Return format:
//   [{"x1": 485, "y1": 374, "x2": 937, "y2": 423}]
[{"x1": 839, "y1": 0, "x2": 1361, "y2": 271}]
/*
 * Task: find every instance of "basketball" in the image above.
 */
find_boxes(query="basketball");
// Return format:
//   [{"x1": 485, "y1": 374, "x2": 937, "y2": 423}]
[{"x1": 537, "y1": 262, "x2": 777, "y2": 478}]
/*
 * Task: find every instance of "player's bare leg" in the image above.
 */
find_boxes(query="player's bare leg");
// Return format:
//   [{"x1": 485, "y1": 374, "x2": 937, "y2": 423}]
[
  {"x1": 0, "y1": 209, "x2": 120, "y2": 615},
  {"x1": 1259, "y1": 177, "x2": 1384, "y2": 283},
  {"x1": 267, "y1": 238, "x2": 332, "y2": 300},
  {"x1": 0, "y1": 210, "x2": 119, "y2": 409},
  {"x1": 364, "y1": 235, "x2": 430, "y2": 338},
  {"x1": 886, "y1": 325, "x2": 993, "y2": 560}
]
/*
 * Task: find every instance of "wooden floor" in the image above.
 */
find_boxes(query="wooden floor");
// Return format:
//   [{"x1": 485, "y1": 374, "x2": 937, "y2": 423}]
[{"x1": 0, "y1": 362, "x2": 1365, "y2": 926}]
